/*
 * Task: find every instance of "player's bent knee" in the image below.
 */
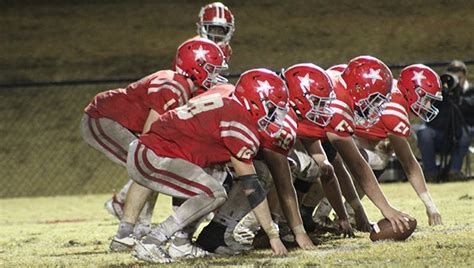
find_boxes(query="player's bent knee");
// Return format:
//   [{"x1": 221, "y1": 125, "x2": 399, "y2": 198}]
[{"x1": 212, "y1": 187, "x2": 228, "y2": 201}]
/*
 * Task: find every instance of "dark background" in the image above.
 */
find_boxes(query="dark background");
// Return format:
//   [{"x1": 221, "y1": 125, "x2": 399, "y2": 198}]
[{"x1": 1, "y1": 0, "x2": 473, "y2": 197}]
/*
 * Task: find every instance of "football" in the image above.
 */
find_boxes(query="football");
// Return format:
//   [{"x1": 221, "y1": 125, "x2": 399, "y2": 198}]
[{"x1": 369, "y1": 218, "x2": 417, "y2": 242}]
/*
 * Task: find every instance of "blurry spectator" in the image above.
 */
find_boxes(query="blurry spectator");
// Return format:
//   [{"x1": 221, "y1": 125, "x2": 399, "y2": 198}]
[{"x1": 417, "y1": 60, "x2": 473, "y2": 181}]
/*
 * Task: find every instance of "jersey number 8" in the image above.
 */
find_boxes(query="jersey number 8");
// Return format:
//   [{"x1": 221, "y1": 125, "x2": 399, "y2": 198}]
[{"x1": 177, "y1": 93, "x2": 224, "y2": 120}]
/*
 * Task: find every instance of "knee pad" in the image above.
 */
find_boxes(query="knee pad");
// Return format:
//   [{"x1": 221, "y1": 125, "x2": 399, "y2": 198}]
[{"x1": 239, "y1": 174, "x2": 266, "y2": 209}]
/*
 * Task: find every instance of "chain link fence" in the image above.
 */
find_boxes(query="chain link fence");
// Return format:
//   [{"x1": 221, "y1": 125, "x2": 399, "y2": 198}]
[
  {"x1": 0, "y1": 85, "x2": 128, "y2": 198},
  {"x1": 1, "y1": 62, "x2": 473, "y2": 198}
]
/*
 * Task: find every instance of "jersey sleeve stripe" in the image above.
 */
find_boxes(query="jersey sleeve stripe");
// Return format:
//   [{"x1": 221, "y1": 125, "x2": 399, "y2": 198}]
[
  {"x1": 220, "y1": 130, "x2": 258, "y2": 153},
  {"x1": 219, "y1": 121, "x2": 260, "y2": 147},
  {"x1": 151, "y1": 79, "x2": 190, "y2": 101},
  {"x1": 285, "y1": 115, "x2": 298, "y2": 131},
  {"x1": 283, "y1": 121, "x2": 297, "y2": 137},
  {"x1": 331, "y1": 107, "x2": 354, "y2": 122},
  {"x1": 384, "y1": 102, "x2": 408, "y2": 116},
  {"x1": 332, "y1": 99, "x2": 351, "y2": 111},
  {"x1": 149, "y1": 79, "x2": 190, "y2": 103},
  {"x1": 163, "y1": 98, "x2": 177, "y2": 111},
  {"x1": 148, "y1": 85, "x2": 184, "y2": 106},
  {"x1": 381, "y1": 109, "x2": 410, "y2": 123}
]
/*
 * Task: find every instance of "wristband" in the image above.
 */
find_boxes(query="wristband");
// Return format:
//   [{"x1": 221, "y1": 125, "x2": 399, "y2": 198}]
[
  {"x1": 292, "y1": 224, "x2": 306, "y2": 235},
  {"x1": 419, "y1": 192, "x2": 438, "y2": 213},
  {"x1": 262, "y1": 221, "x2": 280, "y2": 239}
]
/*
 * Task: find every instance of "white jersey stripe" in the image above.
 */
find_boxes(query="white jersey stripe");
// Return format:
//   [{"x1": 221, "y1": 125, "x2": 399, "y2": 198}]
[
  {"x1": 284, "y1": 121, "x2": 297, "y2": 137},
  {"x1": 162, "y1": 99, "x2": 177, "y2": 111},
  {"x1": 219, "y1": 121, "x2": 260, "y2": 147},
  {"x1": 332, "y1": 107, "x2": 354, "y2": 122},
  {"x1": 382, "y1": 110, "x2": 410, "y2": 123},
  {"x1": 331, "y1": 99, "x2": 351, "y2": 111},
  {"x1": 384, "y1": 102, "x2": 408, "y2": 116},
  {"x1": 285, "y1": 115, "x2": 298, "y2": 131},
  {"x1": 220, "y1": 130, "x2": 258, "y2": 152},
  {"x1": 148, "y1": 85, "x2": 184, "y2": 106},
  {"x1": 150, "y1": 78, "x2": 190, "y2": 102}
]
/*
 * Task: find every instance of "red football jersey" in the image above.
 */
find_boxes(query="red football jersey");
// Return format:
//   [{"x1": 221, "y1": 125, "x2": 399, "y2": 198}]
[
  {"x1": 85, "y1": 70, "x2": 194, "y2": 133},
  {"x1": 203, "y1": 83, "x2": 297, "y2": 156},
  {"x1": 260, "y1": 109, "x2": 298, "y2": 156},
  {"x1": 296, "y1": 70, "x2": 355, "y2": 140},
  {"x1": 140, "y1": 92, "x2": 260, "y2": 167},
  {"x1": 355, "y1": 83, "x2": 411, "y2": 140}
]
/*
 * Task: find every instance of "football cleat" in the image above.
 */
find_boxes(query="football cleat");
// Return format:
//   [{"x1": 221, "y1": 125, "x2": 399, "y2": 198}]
[
  {"x1": 168, "y1": 241, "x2": 210, "y2": 259},
  {"x1": 109, "y1": 234, "x2": 136, "y2": 252},
  {"x1": 233, "y1": 224, "x2": 256, "y2": 245},
  {"x1": 133, "y1": 223, "x2": 152, "y2": 240},
  {"x1": 196, "y1": 221, "x2": 251, "y2": 256},
  {"x1": 132, "y1": 240, "x2": 173, "y2": 264}
]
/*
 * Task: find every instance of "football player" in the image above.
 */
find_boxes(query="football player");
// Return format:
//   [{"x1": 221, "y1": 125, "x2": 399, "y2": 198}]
[
  {"x1": 105, "y1": 2, "x2": 236, "y2": 222},
  {"x1": 194, "y1": 78, "x2": 315, "y2": 254},
  {"x1": 113, "y1": 69, "x2": 291, "y2": 263},
  {"x1": 164, "y1": 3, "x2": 236, "y2": 258},
  {"x1": 294, "y1": 56, "x2": 414, "y2": 234},
  {"x1": 197, "y1": 2, "x2": 234, "y2": 62},
  {"x1": 80, "y1": 37, "x2": 228, "y2": 242},
  {"x1": 314, "y1": 64, "x2": 443, "y2": 226}
]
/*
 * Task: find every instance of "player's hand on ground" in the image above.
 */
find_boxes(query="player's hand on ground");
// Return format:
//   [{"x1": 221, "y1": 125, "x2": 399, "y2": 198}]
[
  {"x1": 354, "y1": 210, "x2": 372, "y2": 232},
  {"x1": 295, "y1": 233, "x2": 315, "y2": 250},
  {"x1": 381, "y1": 206, "x2": 414, "y2": 233},
  {"x1": 427, "y1": 209, "x2": 443, "y2": 226},
  {"x1": 338, "y1": 218, "x2": 355, "y2": 238},
  {"x1": 269, "y1": 238, "x2": 288, "y2": 256}
]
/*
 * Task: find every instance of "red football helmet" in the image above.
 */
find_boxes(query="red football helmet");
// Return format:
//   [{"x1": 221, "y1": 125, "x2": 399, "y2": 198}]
[
  {"x1": 397, "y1": 64, "x2": 442, "y2": 122},
  {"x1": 197, "y1": 2, "x2": 235, "y2": 45},
  {"x1": 234, "y1": 68, "x2": 290, "y2": 136},
  {"x1": 283, "y1": 63, "x2": 335, "y2": 127},
  {"x1": 327, "y1": 64, "x2": 348, "y2": 73},
  {"x1": 341, "y1": 56, "x2": 393, "y2": 128},
  {"x1": 175, "y1": 38, "x2": 228, "y2": 90}
]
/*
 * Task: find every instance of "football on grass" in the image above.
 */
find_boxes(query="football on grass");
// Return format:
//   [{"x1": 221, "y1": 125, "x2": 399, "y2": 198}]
[{"x1": 369, "y1": 218, "x2": 417, "y2": 241}]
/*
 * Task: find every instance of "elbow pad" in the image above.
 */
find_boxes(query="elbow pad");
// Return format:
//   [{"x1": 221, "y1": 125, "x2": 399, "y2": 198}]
[{"x1": 239, "y1": 174, "x2": 266, "y2": 209}]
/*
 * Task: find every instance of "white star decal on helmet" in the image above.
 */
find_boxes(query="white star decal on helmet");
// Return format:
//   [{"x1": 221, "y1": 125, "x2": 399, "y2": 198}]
[
  {"x1": 411, "y1": 70, "x2": 426, "y2": 86},
  {"x1": 193, "y1": 45, "x2": 209, "y2": 61},
  {"x1": 298, "y1": 73, "x2": 315, "y2": 93},
  {"x1": 364, "y1": 68, "x2": 382, "y2": 85},
  {"x1": 256, "y1": 80, "x2": 274, "y2": 95}
]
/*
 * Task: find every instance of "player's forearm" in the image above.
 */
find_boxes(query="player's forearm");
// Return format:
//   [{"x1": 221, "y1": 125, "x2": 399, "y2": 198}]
[
  {"x1": 329, "y1": 134, "x2": 391, "y2": 211},
  {"x1": 351, "y1": 164, "x2": 391, "y2": 211},
  {"x1": 320, "y1": 173, "x2": 348, "y2": 220},
  {"x1": 332, "y1": 155, "x2": 363, "y2": 210},
  {"x1": 389, "y1": 135, "x2": 433, "y2": 209},
  {"x1": 406, "y1": 162, "x2": 438, "y2": 212},
  {"x1": 263, "y1": 150, "x2": 304, "y2": 228},
  {"x1": 252, "y1": 198, "x2": 279, "y2": 238}
]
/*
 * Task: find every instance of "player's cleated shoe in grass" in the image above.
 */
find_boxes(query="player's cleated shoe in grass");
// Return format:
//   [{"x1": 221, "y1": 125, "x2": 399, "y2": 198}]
[
  {"x1": 132, "y1": 240, "x2": 173, "y2": 263},
  {"x1": 104, "y1": 194, "x2": 124, "y2": 220},
  {"x1": 133, "y1": 223, "x2": 151, "y2": 240},
  {"x1": 110, "y1": 235, "x2": 136, "y2": 252},
  {"x1": 168, "y1": 241, "x2": 210, "y2": 259}
]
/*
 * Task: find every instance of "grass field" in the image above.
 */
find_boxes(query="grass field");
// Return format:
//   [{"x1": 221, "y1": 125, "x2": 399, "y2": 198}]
[{"x1": 1, "y1": 181, "x2": 473, "y2": 266}]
